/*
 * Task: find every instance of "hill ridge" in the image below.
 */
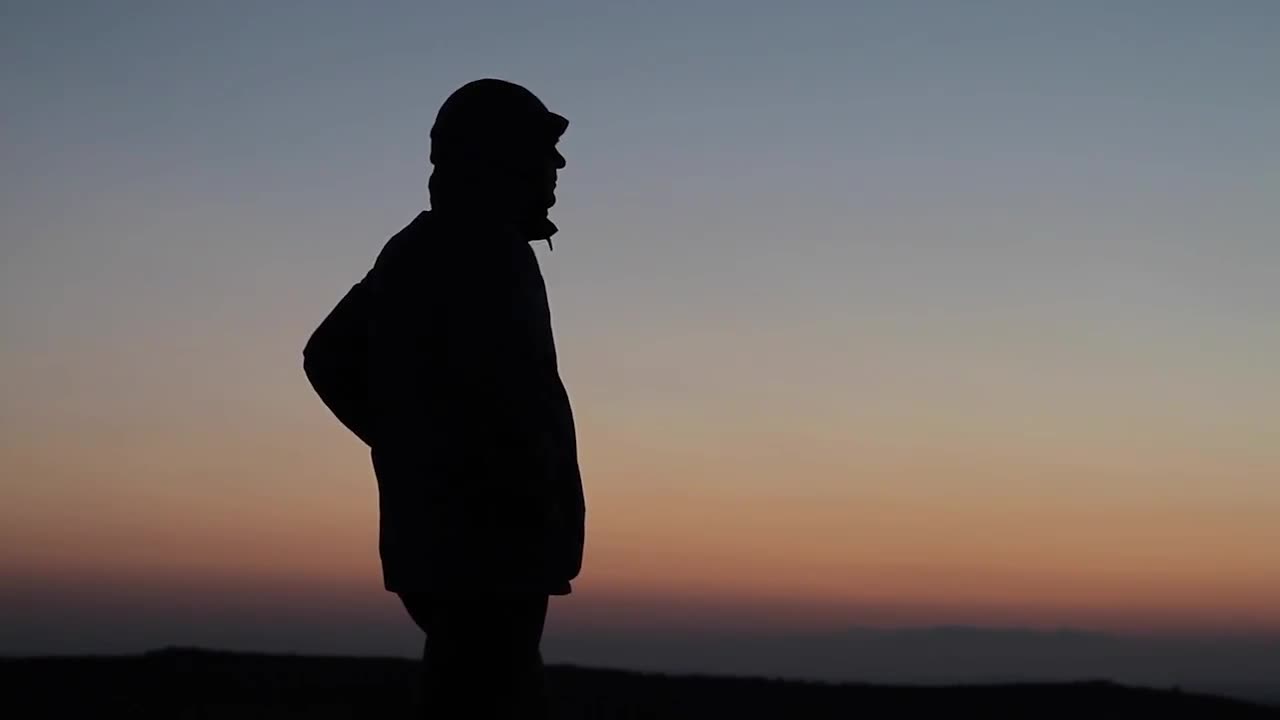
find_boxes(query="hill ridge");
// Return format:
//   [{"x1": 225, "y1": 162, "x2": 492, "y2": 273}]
[{"x1": 3, "y1": 647, "x2": 1276, "y2": 718}]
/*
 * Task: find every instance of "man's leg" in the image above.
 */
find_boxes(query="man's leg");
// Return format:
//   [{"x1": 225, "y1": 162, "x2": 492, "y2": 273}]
[{"x1": 399, "y1": 592, "x2": 550, "y2": 718}]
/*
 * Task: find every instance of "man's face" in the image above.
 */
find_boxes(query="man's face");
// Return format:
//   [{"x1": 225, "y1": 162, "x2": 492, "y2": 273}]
[
  {"x1": 486, "y1": 131, "x2": 565, "y2": 217},
  {"x1": 534, "y1": 139, "x2": 566, "y2": 210}
]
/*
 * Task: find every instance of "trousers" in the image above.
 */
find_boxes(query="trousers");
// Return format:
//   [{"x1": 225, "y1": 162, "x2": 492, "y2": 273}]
[{"x1": 398, "y1": 592, "x2": 551, "y2": 719}]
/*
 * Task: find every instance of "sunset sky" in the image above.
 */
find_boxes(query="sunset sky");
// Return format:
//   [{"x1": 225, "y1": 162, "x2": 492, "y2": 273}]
[{"x1": 3, "y1": 1, "x2": 1279, "y2": 662}]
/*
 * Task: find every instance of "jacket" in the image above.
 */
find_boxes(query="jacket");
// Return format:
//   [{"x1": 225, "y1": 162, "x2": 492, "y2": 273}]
[{"x1": 306, "y1": 209, "x2": 585, "y2": 594}]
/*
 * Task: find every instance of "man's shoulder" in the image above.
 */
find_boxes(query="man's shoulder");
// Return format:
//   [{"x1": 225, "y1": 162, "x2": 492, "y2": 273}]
[
  {"x1": 378, "y1": 211, "x2": 518, "y2": 258},
  {"x1": 369, "y1": 212, "x2": 478, "y2": 284},
  {"x1": 372, "y1": 211, "x2": 433, "y2": 268},
  {"x1": 366, "y1": 211, "x2": 525, "y2": 294}
]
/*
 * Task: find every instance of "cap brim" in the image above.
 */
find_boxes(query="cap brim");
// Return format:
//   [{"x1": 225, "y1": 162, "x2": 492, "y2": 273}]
[{"x1": 547, "y1": 112, "x2": 569, "y2": 138}]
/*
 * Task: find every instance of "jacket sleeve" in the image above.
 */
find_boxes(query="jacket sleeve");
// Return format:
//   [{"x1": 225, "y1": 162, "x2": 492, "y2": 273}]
[{"x1": 302, "y1": 279, "x2": 376, "y2": 447}]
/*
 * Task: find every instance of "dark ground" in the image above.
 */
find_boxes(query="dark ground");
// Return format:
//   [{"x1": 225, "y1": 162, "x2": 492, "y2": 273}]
[{"x1": 2, "y1": 648, "x2": 1276, "y2": 719}]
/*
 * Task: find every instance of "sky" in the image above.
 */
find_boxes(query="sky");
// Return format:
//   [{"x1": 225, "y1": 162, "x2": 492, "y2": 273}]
[{"x1": 2, "y1": 0, "x2": 1279, "y2": 677}]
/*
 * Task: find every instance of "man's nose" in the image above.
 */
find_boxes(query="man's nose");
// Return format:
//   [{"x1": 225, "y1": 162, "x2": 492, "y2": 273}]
[{"x1": 552, "y1": 148, "x2": 566, "y2": 170}]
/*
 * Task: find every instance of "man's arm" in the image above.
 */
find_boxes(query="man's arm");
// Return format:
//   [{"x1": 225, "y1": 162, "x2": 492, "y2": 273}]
[{"x1": 303, "y1": 279, "x2": 376, "y2": 446}]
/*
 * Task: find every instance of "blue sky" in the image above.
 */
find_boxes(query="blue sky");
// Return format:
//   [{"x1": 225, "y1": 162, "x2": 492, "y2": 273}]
[{"x1": 5, "y1": 2, "x2": 1277, "y2": 346}]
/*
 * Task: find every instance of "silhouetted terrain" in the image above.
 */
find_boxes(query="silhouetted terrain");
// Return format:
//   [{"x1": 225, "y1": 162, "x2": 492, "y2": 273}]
[
  {"x1": 545, "y1": 625, "x2": 1280, "y2": 703},
  {"x1": 2, "y1": 648, "x2": 1276, "y2": 719}
]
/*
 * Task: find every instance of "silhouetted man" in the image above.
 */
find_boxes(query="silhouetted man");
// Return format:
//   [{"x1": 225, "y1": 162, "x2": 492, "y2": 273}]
[{"x1": 303, "y1": 79, "x2": 585, "y2": 718}]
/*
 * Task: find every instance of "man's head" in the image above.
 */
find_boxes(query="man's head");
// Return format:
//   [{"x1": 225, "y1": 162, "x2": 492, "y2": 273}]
[{"x1": 428, "y1": 79, "x2": 567, "y2": 240}]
